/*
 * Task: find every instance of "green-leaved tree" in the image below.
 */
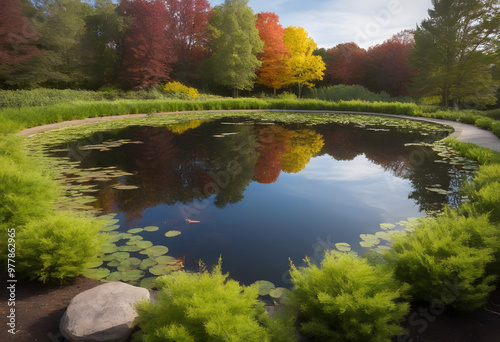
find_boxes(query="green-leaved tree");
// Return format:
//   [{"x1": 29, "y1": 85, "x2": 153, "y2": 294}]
[
  {"x1": 411, "y1": 0, "x2": 500, "y2": 109},
  {"x1": 205, "y1": 0, "x2": 263, "y2": 97}
]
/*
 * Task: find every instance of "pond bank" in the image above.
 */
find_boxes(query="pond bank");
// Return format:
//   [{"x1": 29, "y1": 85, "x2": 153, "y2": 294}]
[{"x1": 16, "y1": 109, "x2": 500, "y2": 152}]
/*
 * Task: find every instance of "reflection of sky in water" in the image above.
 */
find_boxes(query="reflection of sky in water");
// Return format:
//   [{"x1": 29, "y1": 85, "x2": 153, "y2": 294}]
[{"x1": 128, "y1": 154, "x2": 419, "y2": 287}]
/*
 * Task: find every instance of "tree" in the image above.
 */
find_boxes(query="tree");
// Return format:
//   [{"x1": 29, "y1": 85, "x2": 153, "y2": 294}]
[
  {"x1": 411, "y1": 0, "x2": 500, "y2": 109},
  {"x1": 0, "y1": 0, "x2": 41, "y2": 88},
  {"x1": 282, "y1": 26, "x2": 325, "y2": 98},
  {"x1": 361, "y1": 30, "x2": 417, "y2": 96},
  {"x1": 205, "y1": 0, "x2": 263, "y2": 97},
  {"x1": 255, "y1": 12, "x2": 289, "y2": 96},
  {"x1": 322, "y1": 42, "x2": 366, "y2": 86},
  {"x1": 120, "y1": 0, "x2": 176, "y2": 89},
  {"x1": 166, "y1": 0, "x2": 212, "y2": 84}
]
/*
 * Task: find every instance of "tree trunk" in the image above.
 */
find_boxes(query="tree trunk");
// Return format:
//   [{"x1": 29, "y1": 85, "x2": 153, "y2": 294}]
[
  {"x1": 233, "y1": 87, "x2": 239, "y2": 98},
  {"x1": 298, "y1": 83, "x2": 302, "y2": 99},
  {"x1": 453, "y1": 96, "x2": 460, "y2": 111}
]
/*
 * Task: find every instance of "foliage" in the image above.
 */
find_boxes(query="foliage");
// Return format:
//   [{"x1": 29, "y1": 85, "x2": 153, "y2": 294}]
[
  {"x1": 384, "y1": 209, "x2": 498, "y2": 312},
  {"x1": 282, "y1": 26, "x2": 325, "y2": 98},
  {"x1": 16, "y1": 211, "x2": 106, "y2": 283},
  {"x1": 255, "y1": 12, "x2": 289, "y2": 95},
  {"x1": 120, "y1": 0, "x2": 176, "y2": 89},
  {"x1": 133, "y1": 258, "x2": 295, "y2": 341},
  {"x1": 411, "y1": 0, "x2": 500, "y2": 109},
  {"x1": 206, "y1": 0, "x2": 263, "y2": 96},
  {"x1": 280, "y1": 129, "x2": 324, "y2": 173},
  {"x1": 307, "y1": 85, "x2": 414, "y2": 103},
  {"x1": 444, "y1": 138, "x2": 500, "y2": 165},
  {"x1": 289, "y1": 251, "x2": 409, "y2": 342},
  {"x1": 321, "y1": 42, "x2": 366, "y2": 87},
  {"x1": 0, "y1": 0, "x2": 42, "y2": 89},
  {"x1": 162, "y1": 81, "x2": 199, "y2": 99}
]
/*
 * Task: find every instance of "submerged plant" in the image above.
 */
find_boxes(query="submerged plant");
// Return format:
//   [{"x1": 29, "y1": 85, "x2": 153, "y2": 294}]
[{"x1": 289, "y1": 251, "x2": 409, "y2": 342}]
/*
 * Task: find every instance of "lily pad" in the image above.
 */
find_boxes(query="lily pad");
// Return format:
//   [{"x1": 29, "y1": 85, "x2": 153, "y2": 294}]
[
  {"x1": 85, "y1": 259, "x2": 103, "y2": 269},
  {"x1": 165, "y1": 230, "x2": 181, "y2": 237},
  {"x1": 105, "y1": 272, "x2": 123, "y2": 282},
  {"x1": 108, "y1": 252, "x2": 130, "y2": 261},
  {"x1": 375, "y1": 231, "x2": 393, "y2": 242},
  {"x1": 140, "y1": 258, "x2": 158, "y2": 270},
  {"x1": 101, "y1": 243, "x2": 118, "y2": 254},
  {"x1": 126, "y1": 235, "x2": 144, "y2": 244},
  {"x1": 83, "y1": 267, "x2": 110, "y2": 280},
  {"x1": 269, "y1": 287, "x2": 288, "y2": 299},
  {"x1": 335, "y1": 243, "x2": 351, "y2": 252},
  {"x1": 135, "y1": 240, "x2": 154, "y2": 249},
  {"x1": 359, "y1": 234, "x2": 380, "y2": 248},
  {"x1": 140, "y1": 245, "x2": 169, "y2": 257},
  {"x1": 118, "y1": 245, "x2": 142, "y2": 252},
  {"x1": 100, "y1": 225, "x2": 120, "y2": 232},
  {"x1": 144, "y1": 226, "x2": 159, "y2": 232},
  {"x1": 107, "y1": 260, "x2": 121, "y2": 267},
  {"x1": 127, "y1": 228, "x2": 144, "y2": 234},
  {"x1": 149, "y1": 264, "x2": 178, "y2": 276},
  {"x1": 112, "y1": 184, "x2": 139, "y2": 190},
  {"x1": 140, "y1": 277, "x2": 157, "y2": 289},
  {"x1": 121, "y1": 269, "x2": 146, "y2": 282},
  {"x1": 253, "y1": 280, "x2": 275, "y2": 296},
  {"x1": 156, "y1": 255, "x2": 177, "y2": 264},
  {"x1": 380, "y1": 223, "x2": 396, "y2": 230}
]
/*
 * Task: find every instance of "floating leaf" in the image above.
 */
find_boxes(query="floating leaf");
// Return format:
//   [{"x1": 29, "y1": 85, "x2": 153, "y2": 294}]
[
  {"x1": 112, "y1": 184, "x2": 139, "y2": 190},
  {"x1": 104, "y1": 272, "x2": 123, "y2": 282},
  {"x1": 269, "y1": 287, "x2": 287, "y2": 299},
  {"x1": 335, "y1": 243, "x2": 351, "y2": 252},
  {"x1": 379, "y1": 223, "x2": 395, "y2": 230},
  {"x1": 375, "y1": 231, "x2": 393, "y2": 242},
  {"x1": 140, "y1": 277, "x2": 157, "y2": 289},
  {"x1": 140, "y1": 258, "x2": 158, "y2": 270},
  {"x1": 85, "y1": 259, "x2": 103, "y2": 269},
  {"x1": 127, "y1": 228, "x2": 144, "y2": 234},
  {"x1": 121, "y1": 269, "x2": 146, "y2": 282},
  {"x1": 116, "y1": 233, "x2": 134, "y2": 240},
  {"x1": 126, "y1": 235, "x2": 144, "y2": 244},
  {"x1": 156, "y1": 255, "x2": 177, "y2": 264},
  {"x1": 101, "y1": 243, "x2": 118, "y2": 254},
  {"x1": 83, "y1": 267, "x2": 110, "y2": 280},
  {"x1": 144, "y1": 226, "x2": 159, "y2": 232},
  {"x1": 135, "y1": 240, "x2": 154, "y2": 249},
  {"x1": 107, "y1": 252, "x2": 130, "y2": 261},
  {"x1": 253, "y1": 280, "x2": 275, "y2": 296},
  {"x1": 359, "y1": 234, "x2": 380, "y2": 248},
  {"x1": 165, "y1": 230, "x2": 181, "y2": 237},
  {"x1": 140, "y1": 245, "x2": 169, "y2": 257},
  {"x1": 149, "y1": 264, "x2": 177, "y2": 276},
  {"x1": 107, "y1": 260, "x2": 121, "y2": 267},
  {"x1": 118, "y1": 245, "x2": 142, "y2": 252},
  {"x1": 101, "y1": 225, "x2": 120, "y2": 232}
]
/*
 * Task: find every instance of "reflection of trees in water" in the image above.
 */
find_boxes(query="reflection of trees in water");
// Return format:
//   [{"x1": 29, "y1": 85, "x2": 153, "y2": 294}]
[{"x1": 89, "y1": 120, "x2": 460, "y2": 217}]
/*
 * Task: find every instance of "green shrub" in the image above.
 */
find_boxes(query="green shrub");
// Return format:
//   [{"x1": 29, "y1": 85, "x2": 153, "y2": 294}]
[
  {"x1": 307, "y1": 85, "x2": 414, "y2": 103},
  {"x1": 16, "y1": 212, "x2": 106, "y2": 283},
  {"x1": 444, "y1": 138, "x2": 500, "y2": 165},
  {"x1": 133, "y1": 259, "x2": 295, "y2": 342},
  {"x1": 277, "y1": 91, "x2": 297, "y2": 100},
  {"x1": 288, "y1": 251, "x2": 409, "y2": 342},
  {"x1": 460, "y1": 164, "x2": 500, "y2": 223},
  {"x1": 385, "y1": 209, "x2": 498, "y2": 312}
]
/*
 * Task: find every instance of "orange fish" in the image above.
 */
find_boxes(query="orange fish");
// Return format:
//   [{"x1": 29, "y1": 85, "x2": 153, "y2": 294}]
[{"x1": 186, "y1": 219, "x2": 200, "y2": 223}]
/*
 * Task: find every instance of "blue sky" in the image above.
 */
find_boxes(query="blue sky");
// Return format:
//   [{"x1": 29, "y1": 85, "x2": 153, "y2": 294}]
[{"x1": 209, "y1": 0, "x2": 433, "y2": 49}]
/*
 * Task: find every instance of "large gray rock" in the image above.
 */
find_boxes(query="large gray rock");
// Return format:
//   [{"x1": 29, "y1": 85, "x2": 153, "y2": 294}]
[{"x1": 60, "y1": 281, "x2": 150, "y2": 342}]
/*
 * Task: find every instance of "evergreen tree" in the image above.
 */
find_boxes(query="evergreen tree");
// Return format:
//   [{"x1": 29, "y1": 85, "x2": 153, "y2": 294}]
[
  {"x1": 411, "y1": 0, "x2": 500, "y2": 109},
  {"x1": 205, "y1": 0, "x2": 263, "y2": 97}
]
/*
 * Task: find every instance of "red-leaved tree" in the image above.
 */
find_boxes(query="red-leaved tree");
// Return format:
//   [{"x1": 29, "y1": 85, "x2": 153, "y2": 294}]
[
  {"x1": 322, "y1": 42, "x2": 366, "y2": 86},
  {"x1": 255, "y1": 12, "x2": 289, "y2": 96},
  {"x1": 120, "y1": 0, "x2": 176, "y2": 89},
  {"x1": 0, "y1": 0, "x2": 41, "y2": 87},
  {"x1": 166, "y1": 0, "x2": 212, "y2": 83}
]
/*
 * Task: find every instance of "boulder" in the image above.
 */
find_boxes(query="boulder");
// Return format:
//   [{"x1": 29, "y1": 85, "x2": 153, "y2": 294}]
[{"x1": 60, "y1": 281, "x2": 150, "y2": 342}]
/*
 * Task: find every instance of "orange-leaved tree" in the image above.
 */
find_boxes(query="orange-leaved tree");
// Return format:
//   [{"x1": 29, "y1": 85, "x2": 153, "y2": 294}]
[
  {"x1": 255, "y1": 12, "x2": 289, "y2": 96},
  {"x1": 283, "y1": 26, "x2": 325, "y2": 98}
]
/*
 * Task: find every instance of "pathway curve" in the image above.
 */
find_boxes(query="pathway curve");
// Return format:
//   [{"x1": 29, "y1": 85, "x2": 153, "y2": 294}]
[{"x1": 16, "y1": 109, "x2": 500, "y2": 152}]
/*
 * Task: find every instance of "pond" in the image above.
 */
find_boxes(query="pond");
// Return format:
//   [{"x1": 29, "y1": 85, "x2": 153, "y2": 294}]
[{"x1": 29, "y1": 112, "x2": 478, "y2": 288}]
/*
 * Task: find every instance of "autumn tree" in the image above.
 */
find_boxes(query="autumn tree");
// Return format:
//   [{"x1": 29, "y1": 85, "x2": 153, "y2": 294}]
[
  {"x1": 282, "y1": 26, "x2": 325, "y2": 98},
  {"x1": 322, "y1": 42, "x2": 366, "y2": 86},
  {"x1": 411, "y1": 0, "x2": 500, "y2": 109},
  {"x1": 0, "y1": 0, "x2": 41, "y2": 88},
  {"x1": 281, "y1": 129, "x2": 324, "y2": 174},
  {"x1": 205, "y1": 0, "x2": 263, "y2": 97},
  {"x1": 120, "y1": 0, "x2": 176, "y2": 89},
  {"x1": 166, "y1": 0, "x2": 212, "y2": 84},
  {"x1": 255, "y1": 12, "x2": 289, "y2": 96},
  {"x1": 361, "y1": 30, "x2": 417, "y2": 96}
]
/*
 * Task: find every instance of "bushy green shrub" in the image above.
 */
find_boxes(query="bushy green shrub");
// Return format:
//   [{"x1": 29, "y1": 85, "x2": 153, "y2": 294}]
[
  {"x1": 277, "y1": 91, "x2": 297, "y2": 100},
  {"x1": 288, "y1": 251, "x2": 409, "y2": 342},
  {"x1": 460, "y1": 164, "x2": 500, "y2": 223},
  {"x1": 385, "y1": 209, "x2": 498, "y2": 312},
  {"x1": 444, "y1": 138, "x2": 500, "y2": 165},
  {"x1": 16, "y1": 212, "x2": 106, "y2": 283},
  {"x1": 134, "y1": 259, "x2": 295, "y2": 342}
]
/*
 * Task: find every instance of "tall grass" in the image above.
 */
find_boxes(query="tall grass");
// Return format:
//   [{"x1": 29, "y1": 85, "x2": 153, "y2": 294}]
[{"x1": 306, "y1": 85, "x2": 414, "y2": 103}]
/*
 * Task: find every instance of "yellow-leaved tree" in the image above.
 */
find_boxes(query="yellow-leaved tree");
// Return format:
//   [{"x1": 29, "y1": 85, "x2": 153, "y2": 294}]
[{"x1": 283, "y1": 26, "x2": 326, "y2": 98}]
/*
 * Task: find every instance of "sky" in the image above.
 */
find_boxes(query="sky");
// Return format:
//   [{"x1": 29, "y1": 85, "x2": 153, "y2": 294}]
[{"x1": 209, "y1": 0, "x2": 433, "y2": 49}]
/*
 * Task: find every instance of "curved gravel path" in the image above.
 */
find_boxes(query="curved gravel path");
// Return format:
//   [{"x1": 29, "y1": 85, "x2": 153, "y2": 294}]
[{"x1": 16, "y1": 109, "x2": 500, "y2": 152}]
